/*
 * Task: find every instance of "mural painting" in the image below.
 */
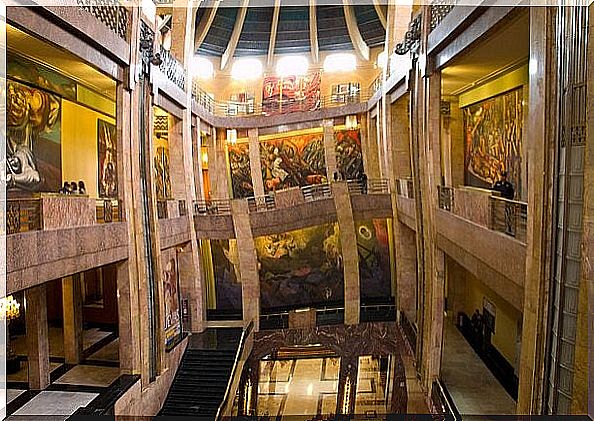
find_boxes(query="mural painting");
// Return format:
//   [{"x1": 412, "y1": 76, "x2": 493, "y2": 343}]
[
  {"x1": 262, "y1": 72, "x2": 321, "y2": 115},
  {"x1": 357, "y1": 219, "x2": 392, "y2": 300},
  {"x1": 255, "y1": 223, "x2": 344, "y2": 310},
  {"x1": 228, "y1": 142, "x2": 254, "y2": 198},
  {"x1": 7, "y1": 79, "x2": 62, "y2": 192},
  {"x1": 260, "y1": 133, "x2": 327, "y2": 192},
  {"x1": 463, "y1": 88, "x2": 523, "y2": 195},
  {"x1": 335, "y1": 129, "x2": 364, "y2": 180},
  {"x1": 98, "y1": 119, "x2": 118, "y2": 198},
  {"x1": 163, "y1": 257, "x2": 182, "y2": 348},
  {"x1": 154, "y1": 114, "x2": 171, "y2": 199},
  {"x1": 211, "y1": 239, "x2": 243, "y2": 311},
  {"x1": 8, "y1": 54, "x2": 77, "y2": 101}
]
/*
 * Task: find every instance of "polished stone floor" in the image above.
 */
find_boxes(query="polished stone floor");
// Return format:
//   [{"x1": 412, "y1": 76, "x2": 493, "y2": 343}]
[
  {"x1": 442, "y1": 321, "x2": 516, "y2": 415},
  {"x1": 12, "y1": 391, "x2": 98, "y2": 416}
]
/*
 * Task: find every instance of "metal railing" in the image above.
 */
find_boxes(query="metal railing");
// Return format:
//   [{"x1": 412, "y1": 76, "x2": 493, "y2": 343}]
[
  {"x1": 490, "y1": 196, "x2": 528, "y2": 242},
  {"x1": 216, "y1": 320, "x2": 255, "y2": 420},
  {"x1": 438, "y1": 185, "x2": 454, "y2": 211},
  {"x1": 178, "y1": 199, "x2": 187, "y2": 217},
  {"x1": 301, "y1": 183, "x2": 333, "y2": 202},
  {"x1": 7, "y1": 198, "x2": 42, "y2": 235},
  {"x1": 347, "y1": 178, "x2": 390, "y2": 195},
  {"x1": 399, "y1": 312, "x2": 417, "y2": 354},
  {"x1": 156, "y1": 199, "x2": 168, "y2": 219},
  {"x1": 247, "y1": 194, "x2": 275, "y2": 212},
  {"x1": 194, "y1": 199, "x2": 232, "y2": 215},
  {"x1": 96, "y1": 199, "x2": 121, "y2": 223},
  {"x1": 396, "y1": 178, "x2": 415, "y2": 199},
  {"x1": 192, "y1": 81, "x2": 372, "y2": 118},
  {"x1": 77, "y1": 0, "x2": 130, "y2": 40},
  {"x1": 431, "y1": 380, "x2": 461, "y2": 420},
  {"x1": 158, "y1": 46, "x2": 185, "y2": 91}
]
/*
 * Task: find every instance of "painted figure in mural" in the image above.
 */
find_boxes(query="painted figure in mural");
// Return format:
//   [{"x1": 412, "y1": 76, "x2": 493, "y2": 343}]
[
  {"x1": 335, "y1": 130, "x2": 364, "y2": 180},
  {"x1": 99, "y1": 120, "x2": 118, "y2": 198},
  {"x1": 6, "y1": 81, "x2": 59, "y2": 191},
  {"x1": 154, "y1": 146, "x2": 172, "y2": 199},
  {"x1": 163, "y1": 259, "x2": 179, "y2": 330},
  {"x1": 228, "y1": 143, "x2": 253, "y2": 198},
  {"x1": 222, "y1": 239, "x2": 242, "y2": 283}
]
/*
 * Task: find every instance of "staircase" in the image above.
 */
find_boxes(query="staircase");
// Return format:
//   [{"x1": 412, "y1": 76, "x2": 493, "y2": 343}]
[{"x1": 160, "y1": 331, "x2": 240, "y2": 417}]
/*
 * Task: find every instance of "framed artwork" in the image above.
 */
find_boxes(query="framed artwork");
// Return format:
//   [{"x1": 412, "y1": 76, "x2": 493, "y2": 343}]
[{"x1": 98, "y1": 119, "x2": 118, "y2": 198}]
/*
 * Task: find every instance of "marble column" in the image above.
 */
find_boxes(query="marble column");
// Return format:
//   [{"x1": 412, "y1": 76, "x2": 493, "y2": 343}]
[
  {"x1": 62, "y1": 275, "x2": 83, "y2": 364},
  {"x1": 248, "y1": 128, "x2": 265, "y2": 197},
  {"x1": 210, "y1": 128, "x2": 231, "y2": 200},
  {"x1": 394, "y1": 220, "x2": 417, "y2": 323},
  {"x1": 231, "y1": 200, "x2": 260, "y2": 330},
  {"x1": 332, "y1": 182, "x2": 360, "y2": 325},
  {"x1": 25, "y1": 284, "x2": 50, "y2": 390},
  {"x1": 117, "y1": 261, "x2": 141, "y2": 375},
  {"x1": 322, "y1": 119, "x2": 337, "y2": 179},
  {"x1": 363, "y1": 108, "x2": 381, "y2": 179}
]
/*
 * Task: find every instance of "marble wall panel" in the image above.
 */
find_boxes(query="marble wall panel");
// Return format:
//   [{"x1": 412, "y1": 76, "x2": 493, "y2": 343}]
[
  {"x1": 452, "y1": 187, "x2": 492, "y2": 228},
  {"x1": 274, "y1": 187, "x2": 305, "y2": 209},
  {"x1": 41, "y1": 196, "x2": 96, "y2": 230},
  {"x1": 158, "y1": 216, "x2": 191, "y2": 249}
]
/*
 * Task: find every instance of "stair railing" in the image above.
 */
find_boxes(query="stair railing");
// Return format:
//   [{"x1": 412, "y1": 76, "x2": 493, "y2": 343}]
[{"x1": 216, "y1": 320, "x2": 255, "y2": 420}]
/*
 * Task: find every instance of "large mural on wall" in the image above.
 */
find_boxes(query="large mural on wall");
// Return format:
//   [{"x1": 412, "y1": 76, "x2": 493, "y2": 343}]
[
  {"x1": 7, "y1": 79, "x2": 62, "y2": 192},
  {"x1": 163, "y1": 257, "x2": 182, "y2": 348},
  {"x1": 335, "y1": 129, "x2": 364, "y2": 180},
  {"x1": 260, "y1": 132, "x2": 327, "y2": 192},
  {"x1": 255, "y1": 223, "x2": 344, "y2": 310},
  {"x1": 98, "y1": 119, "x2": 118, "y2": 198},
  {"x1": 8, "y1": 54, "x2": 77, "y2": 101},
  {"x1": 228, "y1": 142, "x2": 254, "y2": 198},
  {"x1": 262, "y1": 72, "x2": 321, "y2": 116},
  {"x1": 463, "y1": 88, "x2": 523, "y2": 195},
  {"x1": 357, "y1": 219, "x2": 392, "y2": 300},
  {"x1": 211, "y1": 239, "x2": 243, "y2": 311}
]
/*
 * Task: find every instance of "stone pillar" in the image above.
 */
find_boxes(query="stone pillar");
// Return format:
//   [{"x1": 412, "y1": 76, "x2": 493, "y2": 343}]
[
  {"x1": 332, "y1": 182, "x2": 360, "y2": 324},
  {"x1": 26, "y1": 284, "x2": 50, "y2": 390},
  {"x1": 394, "y1": 221, "x2": 417, "y2": 323},
  {"x1": 322, "y1": 119, "x2": 337, "y2": 179},
  {"x1": 231, "y1": 200, "x2": 260, "y2": 330},
  {"x1": 117, "y1": 261, "x2": 141, "y2": 375},
  {"x1": 390, "y1": 94, "x2": 411, "y2": 179},
  {"x1": 192, "y1": 120, "x2": 206, "y2": 201},
  {"x1": 248, "y1": 128, "x2": 265, "y2": 197},
  {"x1": 210, "y1": 128, "x2": 230, "y2": 200},
  {"x1": 364, "y1": 108, "x2": 381, "y2": 179},
  {"x1": 62, "y1": 275, "x2": 83, "y2": 364}
]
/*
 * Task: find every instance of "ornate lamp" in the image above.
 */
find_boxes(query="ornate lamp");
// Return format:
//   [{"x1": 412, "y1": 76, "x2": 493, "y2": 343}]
[{"x1": 1, "y1": 295, "x2": 21, "y2": 373}]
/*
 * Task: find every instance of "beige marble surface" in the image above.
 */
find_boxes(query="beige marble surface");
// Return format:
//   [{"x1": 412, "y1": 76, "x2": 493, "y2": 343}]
[{"x1": 41, "y1": 196, "x2": 96, "y2": 230}]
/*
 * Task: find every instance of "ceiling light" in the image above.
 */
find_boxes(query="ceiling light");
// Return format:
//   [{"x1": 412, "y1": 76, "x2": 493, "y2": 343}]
[
  {"x1": 323, "y1": 53, "x2": 356, "y2": 73},
  {"x1": 191, "y1": 55, "x2": 214, "y2": 80},
  {"x1": 377, "y1": 51, "x2": 387, "y2": 69},
  {"x1": 276, "y1": 55, "x2": 309, "y2": 76},
  {"x1": 231, "y1": 58, "x2": 263, "y2": 80}
]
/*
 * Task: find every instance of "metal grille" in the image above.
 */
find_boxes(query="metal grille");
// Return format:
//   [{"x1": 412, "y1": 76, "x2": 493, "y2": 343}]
[
  {"x1": 430, "y1": 3, "x2": 455, "y2": 32},
  {"x1": 546, "y1": 4, "x2": 587, "y2": 414},
  {"x1": 158, "y1": 46, "x2": 186, "y2": 91},
  {"x1": 77, "y1": 0, "x2": 129, "y2": 40}
]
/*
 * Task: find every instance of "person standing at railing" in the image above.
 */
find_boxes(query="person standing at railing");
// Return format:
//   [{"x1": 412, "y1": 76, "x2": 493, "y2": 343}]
[{"x1": 492, "y1": 170, "x2": 514, "y2": 200}]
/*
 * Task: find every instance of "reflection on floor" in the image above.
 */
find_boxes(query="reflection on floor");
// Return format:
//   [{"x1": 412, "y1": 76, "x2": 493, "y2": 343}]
[
  {"x1": 354, "y1": 356, "x2": 389, "y2": 416},
  {"x1": 442, "y1": 322, "x2": 516, "y2": 415}
]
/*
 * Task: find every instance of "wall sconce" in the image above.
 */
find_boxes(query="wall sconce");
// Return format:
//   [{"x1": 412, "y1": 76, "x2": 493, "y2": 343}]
[
  {"x1": 227, "y1": 129, "x2": 237, "y2": 145},
  {"x1": 345, "y1": 115, "x2": 358, "y2": 129},
  {"x1": 201, "y1": 151, "x2": 209, "y2": 166}
]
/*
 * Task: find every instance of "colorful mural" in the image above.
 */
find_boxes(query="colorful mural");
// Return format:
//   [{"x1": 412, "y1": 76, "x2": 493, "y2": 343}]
[
  {"x1": 98, "y1": 119, "x2": 118, "y2": 198},
  {"x1": 228, "y1": 142, "x2": 254, "y2": 198},
  {"x1": 463, "y1": 88, "x2": 523, "y2": 194},
  {"x1": 154, "y1": 146, "x2": 172, "y2": 199},
  {"x1": 357, "y1": 219, "x2": 392, "y2": 300},
  {"x1": 7, "y1": 79, "x2": 62, "y2": 192},
  {"x1": 260, "y1": 133, "x2": 327, "y2": 192},
  {"x1": 262, "y1": 72, "x2": 321, "y2": 115},
  {"x1": 163, "y1": 257, "x2": 182, "y2": 348},
  {"x1": 335, "y1": 129, "x2": 364, "y2": 180},
  {"x1": 211, "y1": 239, "x2": 243, "y2": 311},
  {"x1": 8, "y1": 54, "x2": 77, "y2": 100},
  {"x1": 256, "y1": 223, "x2": 344, "y2": 310}
]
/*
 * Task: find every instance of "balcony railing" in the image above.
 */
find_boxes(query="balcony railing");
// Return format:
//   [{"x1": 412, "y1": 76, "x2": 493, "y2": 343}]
[
  {"x1": 156, "y1": 199, "x2": 168, "y2": 220},
  {"x1": 7, "y1": 198, "x2": 42, "y2": 235},
  {"x1": 194, "y1": 199, "x2": 232, "y2": 215},
  {"x1": 490, "y1": 196, "x2": 528, "y2": 242},
  {"x1": 247, "y1": 194, "x2": 276, "y2": 212},
  {"x1": 158, "y1": 46, "x2": 185, "y2": 91},
  {"x1": 347, "y1": 178, "x2": 390, "y2": 195},
  {"x1": 96, "y1": 199, "x2": 122, "y2": 223},
  {"x1": 192, "y1": 81, "x2": 372, "y2": 118},
  {"x1": 301, "y1": 183, "x2": 332, "y2": 202},
  {"x1": 430, "y1": 380, "x2": 461, "y2": 419},
  {"x1": 396, "y1": 178, "x2": 415, "y2": 199},
  {"x1": 178, "y1": 199, "x2": 187, "y2": 217},
  {"x1": 77, "y1": 0, "x2": 130, "y2": 40},
  {"x1": 438, "y1": 185, "x2": 454, "y2": 211}
]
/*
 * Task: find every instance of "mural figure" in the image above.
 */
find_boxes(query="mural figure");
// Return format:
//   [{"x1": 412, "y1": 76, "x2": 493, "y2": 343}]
[
  {"x1": 357, "y1": 219, "x2": 392, "y2": 300},
  {"x1": 262, "y1": 72, "x2": 321, "y2": 115},
  {"x1": 163, "y1": 258, "x2": 181, "y2": 347},
  {"x1": 256, "y1": 223, "x2": 344, "y2": 310},
  {"x1": 154, "y1": 146, "x2": 172, "y2": 199},
  {"x1": 335, "y1": 129, "x2": 364, "y2": 180},
  {"x1": 7, "y1": 80, "x2": 61, "y2": 192},
  {"x1": 463, "y1": 88, "x2": 523, "y2": 195},
  {"x1": 228, "y1": 142, "x2": 254, "y2": 198},
  {"x1": 211, "y1": 239, "x2": 243, "y2": 311},
  {"x1": 98, "y1": 119, "x2": 118, "y2": 198},
  {"x1": 260, "y1": 133, "x2": 327, "y2": 192}
]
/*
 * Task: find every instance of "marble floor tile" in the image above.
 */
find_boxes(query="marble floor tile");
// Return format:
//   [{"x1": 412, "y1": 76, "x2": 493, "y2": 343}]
[
  {"x1": 87, "y1": 338, "x2": 119, "y2": 362},
  {"x1": 12, "y1": 391, "x2": 98, "y2": 416},
  {"x1": 54, "y1": 365, "x2": 120, "y2": 387}
]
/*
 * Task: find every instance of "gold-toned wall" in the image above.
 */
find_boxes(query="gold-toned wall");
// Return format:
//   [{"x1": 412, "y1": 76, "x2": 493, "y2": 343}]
[{"x1": 61, "y1": 100, "x2": 115, "y2": 198}]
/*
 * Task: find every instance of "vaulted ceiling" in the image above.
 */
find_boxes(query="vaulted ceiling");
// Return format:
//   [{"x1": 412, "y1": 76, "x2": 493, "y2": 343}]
[{"x1": 194, "y1": 3, "x2": 386, "y2": 60}]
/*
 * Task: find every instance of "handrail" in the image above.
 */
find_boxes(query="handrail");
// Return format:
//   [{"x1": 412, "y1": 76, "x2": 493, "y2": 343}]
[
  {"x1": 194, "y1": 199, "x2": 232, "y2": 215},
  {"x1": 246, "y1": 194, "x2": 276, "y2": 212},
  {"x1": 431, "y1": 379, "x2": 461, "y2": 420},
  {"x1": 396, "y1": 178, "x2": 415, "y2": 199},
  {"x1": 216, "y1": 320, "x2": 255, "y2": 420},
  {"x1": 301, "y1": 183, "x2": 332, "y2": 202},
  {"x1": 347, "y1": 178, "x2": 390, "y2": 195},
  {"x1": 438, "y1": 185, "x2": 454, "y2": 211},
  {"x1": 490, "y1": 195, "x2": 528, "y2": 242}
]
